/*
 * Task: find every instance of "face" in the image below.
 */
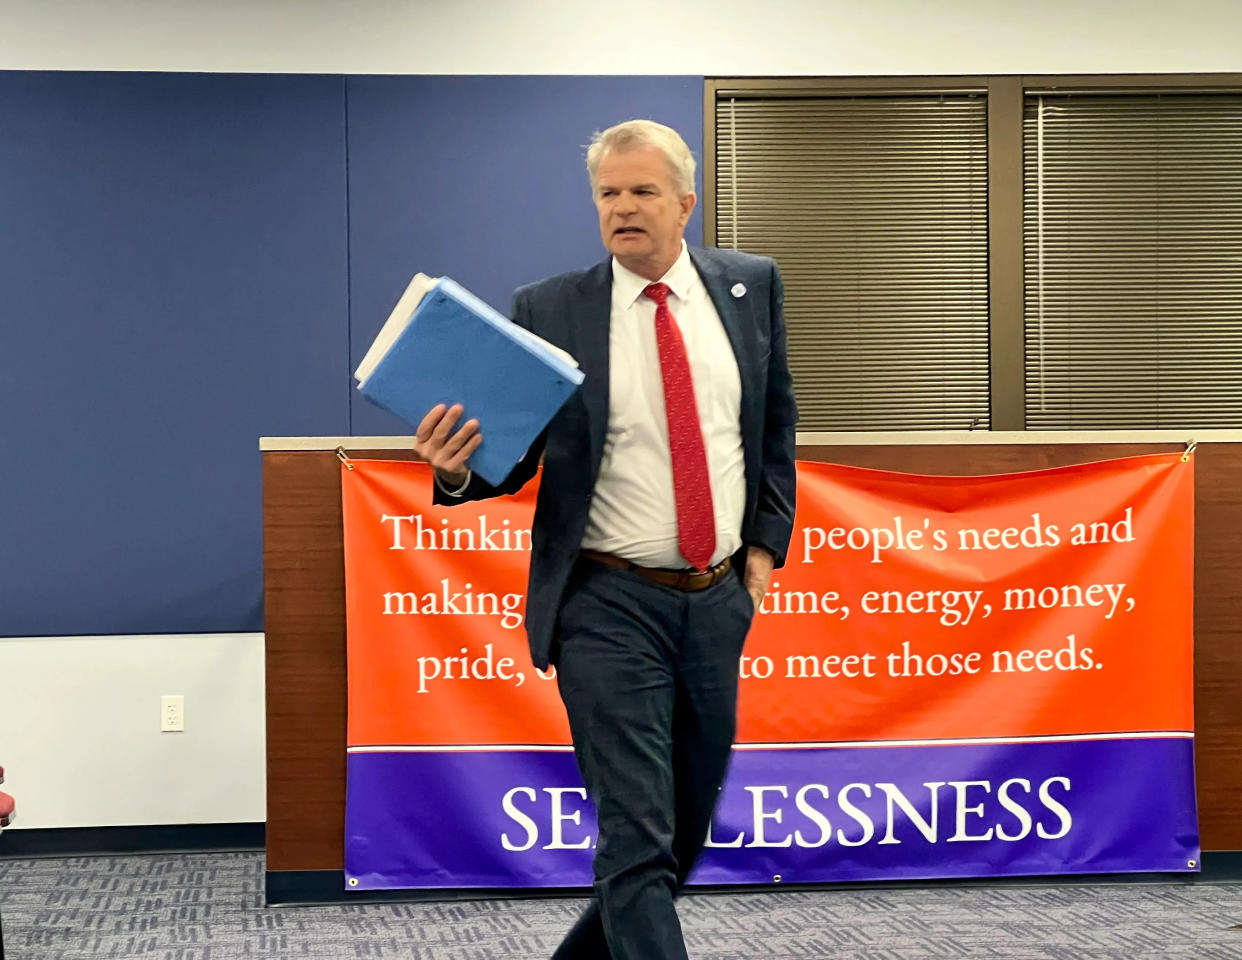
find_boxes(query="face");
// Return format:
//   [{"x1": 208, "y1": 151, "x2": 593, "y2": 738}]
[{"x1": 594, "y1": 144, "x2": 696, "y2": 281}]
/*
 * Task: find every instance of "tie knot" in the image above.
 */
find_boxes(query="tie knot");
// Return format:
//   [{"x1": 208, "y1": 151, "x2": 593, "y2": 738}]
[{"x1": 643, "y1": 282, "x2": 670, "y2": 306}]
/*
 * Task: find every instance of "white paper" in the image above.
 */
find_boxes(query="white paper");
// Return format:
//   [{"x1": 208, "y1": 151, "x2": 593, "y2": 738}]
[{"x1": 354, "y1": 272, "x2": 437, "y2": 385}]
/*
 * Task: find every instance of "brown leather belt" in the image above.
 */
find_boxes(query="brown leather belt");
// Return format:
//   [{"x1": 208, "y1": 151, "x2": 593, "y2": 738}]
[{"x1": 579, "y1": 549, "x2": 732, "y2": 592}]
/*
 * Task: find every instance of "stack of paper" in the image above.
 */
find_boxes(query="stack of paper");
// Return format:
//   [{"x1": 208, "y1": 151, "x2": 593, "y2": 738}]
[{"x1": 355, "y1": 274, "x2": 584, "y2": 485}]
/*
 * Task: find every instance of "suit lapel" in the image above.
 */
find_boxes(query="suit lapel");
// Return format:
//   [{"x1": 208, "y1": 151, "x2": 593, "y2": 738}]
[
  {"x1": 574, "y1": 259, "x2": 613, "y2": 479},
  {"x1": 689, "y1": 247, "x2": 757, "y2": 440}
]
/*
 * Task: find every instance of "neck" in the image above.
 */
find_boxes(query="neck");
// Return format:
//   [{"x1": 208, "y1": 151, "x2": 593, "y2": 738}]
[{"x1": 616, "y1": 244, "x2": 682, "y2": 282}]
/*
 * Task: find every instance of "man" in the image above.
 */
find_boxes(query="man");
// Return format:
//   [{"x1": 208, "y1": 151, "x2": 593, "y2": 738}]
[{"x1": 414, "y1": 119, "x2": 797, "y2": 960}]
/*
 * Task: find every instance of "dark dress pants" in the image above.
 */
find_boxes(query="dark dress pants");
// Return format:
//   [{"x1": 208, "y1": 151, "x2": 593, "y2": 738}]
[{"x1": 550, "y1": 557, "x2": 755, "y2": 960}]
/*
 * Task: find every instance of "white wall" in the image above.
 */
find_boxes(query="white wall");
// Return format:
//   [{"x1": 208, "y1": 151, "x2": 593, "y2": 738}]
[
  {"x1": 1, "y1": 0, "x2": 1237, "y2": 831},
  {"x1": 0, "y1": 634, "x2": 265, "y2": 829},
  {"x1": 1, "y1": 0, "x2": 1240, "y2": 75}
]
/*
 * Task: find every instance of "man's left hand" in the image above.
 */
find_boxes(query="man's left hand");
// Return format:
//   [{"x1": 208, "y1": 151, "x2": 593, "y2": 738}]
[{"x1": 743, "y1": 546, "x2": 775, "y2": 612}]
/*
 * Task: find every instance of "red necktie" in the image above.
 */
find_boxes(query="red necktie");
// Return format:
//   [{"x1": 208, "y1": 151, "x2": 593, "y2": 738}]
[{"x1": 643, "y1": 282, "x2": 717, "y2": 571}]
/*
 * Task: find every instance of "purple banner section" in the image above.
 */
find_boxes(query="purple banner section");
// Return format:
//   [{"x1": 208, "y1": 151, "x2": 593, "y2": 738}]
[{"x1": 344, "y1": 737, "x2": 1199, "y2": 890}]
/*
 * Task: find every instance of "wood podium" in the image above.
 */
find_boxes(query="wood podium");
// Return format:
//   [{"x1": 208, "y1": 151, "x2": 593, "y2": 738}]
[{"x1": 261, "y1": 431, "x2": 1242, "y2": 904}]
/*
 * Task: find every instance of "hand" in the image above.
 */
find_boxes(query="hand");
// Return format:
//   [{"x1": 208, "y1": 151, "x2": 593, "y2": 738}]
[
  {"x1": 743, "y1": 546, "x2": 775, "y2": 612},
  {"x1": 413, "y1": 403, "x2": 481, "y2": 487}
]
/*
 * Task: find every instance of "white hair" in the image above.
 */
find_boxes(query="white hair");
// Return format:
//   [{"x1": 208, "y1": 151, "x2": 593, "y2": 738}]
[{"x1": 586, "y1": 119, "x2": 696, "y2": 197}]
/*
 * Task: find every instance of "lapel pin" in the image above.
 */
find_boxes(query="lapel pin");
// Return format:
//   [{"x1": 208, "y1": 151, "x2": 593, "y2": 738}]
[{"x1": 730, "y1": 283, "x2": 746, "y2": 298}]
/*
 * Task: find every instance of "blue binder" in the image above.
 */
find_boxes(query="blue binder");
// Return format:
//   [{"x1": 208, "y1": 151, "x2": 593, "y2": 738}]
[{"x1": 357, "y1": 278, "x2": 584, "y2": 486}]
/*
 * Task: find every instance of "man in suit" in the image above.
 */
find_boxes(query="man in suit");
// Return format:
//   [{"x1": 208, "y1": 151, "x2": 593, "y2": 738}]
[{"x1": 414, "y1": 119, "x2": 797, "y2": 960}]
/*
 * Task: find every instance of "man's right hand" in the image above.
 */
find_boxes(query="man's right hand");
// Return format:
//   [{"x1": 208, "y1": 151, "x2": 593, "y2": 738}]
[{"x1": 413, "y1": 403, "x2": 482, "y2": 488}]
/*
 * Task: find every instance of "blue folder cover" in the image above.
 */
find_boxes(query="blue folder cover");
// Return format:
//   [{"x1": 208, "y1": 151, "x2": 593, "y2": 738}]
[{"x1": 358, "y1": 278, "x2": 584, "y2": 486}]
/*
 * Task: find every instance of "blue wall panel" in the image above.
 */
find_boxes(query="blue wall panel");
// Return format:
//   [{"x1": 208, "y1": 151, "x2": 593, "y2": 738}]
[
  {"x1": 345, "y1": 75, "x2": 704, "y2": 437},
  {"x1": 0, "y1": 72, "x2": 703, "y2": 637},
  {"x1": 0, "y1": 72, "x2": 349, "y2": 636}
]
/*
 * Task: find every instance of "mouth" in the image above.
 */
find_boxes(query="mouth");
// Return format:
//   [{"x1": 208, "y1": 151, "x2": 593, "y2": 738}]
[{"x1": 613, "y1": 227, "x2": 646, "y2": 238}]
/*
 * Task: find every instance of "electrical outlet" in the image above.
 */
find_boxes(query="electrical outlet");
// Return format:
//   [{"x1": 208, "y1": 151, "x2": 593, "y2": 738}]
[{"x1": 161, "y1": 695, "x2": 185, "y2": 732}]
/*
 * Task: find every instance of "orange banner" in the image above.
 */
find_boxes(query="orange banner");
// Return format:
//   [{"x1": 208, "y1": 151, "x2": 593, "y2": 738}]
[{"x1": 345, "y1": 453, "x2": 1193, "y2": 749}]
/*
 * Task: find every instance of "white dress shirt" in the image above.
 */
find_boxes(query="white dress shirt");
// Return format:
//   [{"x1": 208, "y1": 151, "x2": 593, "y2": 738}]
[{"x1": 580, "y1": 242, "x2": 745, "y2": 569}]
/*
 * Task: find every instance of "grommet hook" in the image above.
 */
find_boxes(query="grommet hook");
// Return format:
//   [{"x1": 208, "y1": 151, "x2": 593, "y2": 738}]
[
  {"x1": 1181, "y1": 439, "x2": 1197, "y2": 463},
  {"x1": 336, "y1": 446, "x2": 355, "y2": 471}
]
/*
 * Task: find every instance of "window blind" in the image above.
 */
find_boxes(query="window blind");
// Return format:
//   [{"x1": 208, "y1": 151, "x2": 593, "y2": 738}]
[
  {"x1": 715, "y1": 94, "x2": 990, "y2": 430},
  {"x1": 1024, "y1": 93, "x2": 1242, "y2": 429}
]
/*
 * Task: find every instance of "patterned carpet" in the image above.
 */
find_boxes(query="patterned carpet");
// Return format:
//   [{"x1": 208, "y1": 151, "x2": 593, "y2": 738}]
[{"x1": 0, "y1": 851, "x2": 1240, "y2": 959}]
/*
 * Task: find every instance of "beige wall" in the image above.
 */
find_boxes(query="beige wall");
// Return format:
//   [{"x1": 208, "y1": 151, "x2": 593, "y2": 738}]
[{"x1": 2, "y1": 0, "x2": 1240, "y2": 75}]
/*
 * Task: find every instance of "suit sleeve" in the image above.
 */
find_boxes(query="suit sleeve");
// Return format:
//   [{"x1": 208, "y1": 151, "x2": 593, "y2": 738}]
[
  {"x1": 431, "y1": 287, "x2": 547, "y2": 507},
  {"x1": 745, "y1": 259, "x2": 798, "y2": 567}
]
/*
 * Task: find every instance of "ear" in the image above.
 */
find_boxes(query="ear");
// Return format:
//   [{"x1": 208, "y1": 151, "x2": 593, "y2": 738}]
[{"x1": 679, "y1": 190, "x2": 698, "y2": 226}]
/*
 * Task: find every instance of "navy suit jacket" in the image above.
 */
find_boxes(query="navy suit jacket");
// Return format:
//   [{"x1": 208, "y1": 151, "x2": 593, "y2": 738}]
[{"x1": 434, "y1": 246, "x2": 798, "y2": 670}]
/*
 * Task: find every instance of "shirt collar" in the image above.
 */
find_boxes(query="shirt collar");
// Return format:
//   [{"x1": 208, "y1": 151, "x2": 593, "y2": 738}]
[{"x1": 611, "y1": 240, "x2": 695, "y2": 307}]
